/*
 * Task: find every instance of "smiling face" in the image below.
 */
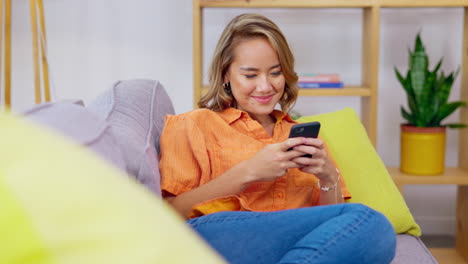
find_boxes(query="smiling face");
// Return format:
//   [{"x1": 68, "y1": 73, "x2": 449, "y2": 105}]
[{"x1": 225, "y1": 37, "x2": 285, "y2": 122}]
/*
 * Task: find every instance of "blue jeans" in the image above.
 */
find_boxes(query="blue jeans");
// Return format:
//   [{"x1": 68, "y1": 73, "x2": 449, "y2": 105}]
[{"x1": 187, "y1": 203, "x2": 396, "y2": 264}]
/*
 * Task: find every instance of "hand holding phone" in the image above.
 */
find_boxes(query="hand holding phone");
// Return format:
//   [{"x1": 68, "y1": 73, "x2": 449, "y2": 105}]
[{"x1": 288, "y1": 121, "x2": 321, "y2": 158}]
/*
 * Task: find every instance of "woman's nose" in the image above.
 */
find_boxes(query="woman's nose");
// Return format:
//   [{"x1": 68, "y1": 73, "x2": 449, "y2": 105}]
[{"x1": 257, "y1": 76, "x2": 273, "y2": 92}]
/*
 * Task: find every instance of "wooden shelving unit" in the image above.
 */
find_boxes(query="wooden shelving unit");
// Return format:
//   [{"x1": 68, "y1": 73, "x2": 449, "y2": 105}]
[
  {"x1": 193, "y1": 1, "x2": 468, "y2": 263},
  {"x1": 197, "y1": 0, "x2": 374, "y2": 8},
  {"x1": 430, "y1": 248, "x2": 468, "y2": 264},
  {"x1": 193, "y1": 0, "x2": 380, "y2": 144},
  {"x1": 380, "y1": 0, "x2": 468, "y2": 7},
  {"x1": 201, "y1": 85, "x2": 372, "y2": 97},
  {"x1": 389, "y1": 167, "x2": 468, "y2": 186}
]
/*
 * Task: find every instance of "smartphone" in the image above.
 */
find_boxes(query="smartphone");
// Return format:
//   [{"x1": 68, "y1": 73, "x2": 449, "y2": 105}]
[{"x1": 288, "y1": 121, "x2": 321, "y2": 158}]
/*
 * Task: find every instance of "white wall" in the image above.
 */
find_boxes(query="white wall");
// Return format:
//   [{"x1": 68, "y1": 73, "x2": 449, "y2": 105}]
[
  {"x1": 4, "y1": 1, "x2": 463, "y2": 235},
  {"x1": 8, "y1": 0, "x2": 194, "y2": 113}
]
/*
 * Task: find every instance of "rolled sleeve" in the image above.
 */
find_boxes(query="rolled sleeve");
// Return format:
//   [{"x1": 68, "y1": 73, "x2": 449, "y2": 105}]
[{"x1": 159, "y1": 115, "x2": 210, "y2": 196}]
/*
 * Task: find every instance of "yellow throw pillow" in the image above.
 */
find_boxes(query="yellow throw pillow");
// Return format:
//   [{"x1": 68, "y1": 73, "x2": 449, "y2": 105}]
[
  {"x1": 0, "y1": 112, "x2": 225, "y2": 264},
  {"x1": 297, "y1": 108, "x2": 421, "y2": 236}
]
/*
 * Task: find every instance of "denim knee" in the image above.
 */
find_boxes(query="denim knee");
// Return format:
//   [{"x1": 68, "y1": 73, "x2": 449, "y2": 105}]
[
  {"x1": 347, "y1": 203, "x2": 396, "y2": 235},
  {"x1": 346, "y1": 203, "x2": 396, "y2": 262},
  {"x1": 373, "y1": 208, "x2": 397, "y2": 253}
]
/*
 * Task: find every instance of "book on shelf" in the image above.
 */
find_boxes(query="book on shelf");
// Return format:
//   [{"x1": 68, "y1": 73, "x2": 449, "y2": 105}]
[
  {"x1": 298, "y1": 82, "x2": 344, "y2": 88},
  {"x1": 298, "y1": 74, "x2": 340, "y2": 83}
]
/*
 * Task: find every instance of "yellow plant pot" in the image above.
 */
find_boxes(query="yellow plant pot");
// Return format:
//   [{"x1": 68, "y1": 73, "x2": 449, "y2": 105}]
[{"x1": 400, "y1": 125, "x2": 446, "y2": 175}]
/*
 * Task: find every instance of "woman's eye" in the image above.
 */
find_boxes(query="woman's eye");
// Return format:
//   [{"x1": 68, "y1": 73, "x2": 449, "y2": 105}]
[
  {"x1": 245, "y1": 74, "x2": 257, "y2": 79},
  {"x1": 271, "y1": 71, "x2": 282, "y2": 76}
]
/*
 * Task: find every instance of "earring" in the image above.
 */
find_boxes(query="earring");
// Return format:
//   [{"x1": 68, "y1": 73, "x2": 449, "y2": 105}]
[{"x1": 223, "y1": 82, "x2": 232, "y2": 95}]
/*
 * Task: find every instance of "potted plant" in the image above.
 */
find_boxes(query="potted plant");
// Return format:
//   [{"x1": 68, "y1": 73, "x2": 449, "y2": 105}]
[{"x1": 394, "y1": 33, "x2": 467, "y2": 175}]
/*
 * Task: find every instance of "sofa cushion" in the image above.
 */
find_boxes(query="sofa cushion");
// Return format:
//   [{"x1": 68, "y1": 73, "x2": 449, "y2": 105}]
[
  {"x1": 0, "y1": 112, "x2": 224, "y2": 264},
  {"x1": 391, "y1": 235, "x2": 437, "y2": 263},
  {"x1": 297, "y1": 108, "x2": 421, "y2": 236},
  {"x1": 24, "y1": 101, "x2": 126, "y2": 173},
  {"x1": 88, "y1": 79, "x2": 175, "y2": 196}
]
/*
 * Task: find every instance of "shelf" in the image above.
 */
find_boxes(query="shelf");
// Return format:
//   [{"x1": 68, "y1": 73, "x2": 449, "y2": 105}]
[
  {"x1": 201, "y1": 86, "x2": 371, "y2": 96},
  {"x1": 430, "y1": 248, "x2": 468, "y2": 264},
  {"x1": 199, "y1": 0, "x2": 468, "y2": 8},
  {"x1": 380, "y1": 0, "x2": 468, "y2": 7},
  {"x1": 388, "y1": 167, "x2": 468, "y2": 185},
  {"x1": 298, "y1": 86, "x2": 371, "y2": 96},
  {"x1": 199, "y1": 0, "x2": 374, "y2": 8}
]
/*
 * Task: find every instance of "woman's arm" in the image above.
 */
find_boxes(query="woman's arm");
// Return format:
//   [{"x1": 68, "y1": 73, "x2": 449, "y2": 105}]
[
  {"x1": 292, "y1": 138, "x2": 346, "y2": 205},
  {"x1": 164, "y1": 161, "x2": 252, "y2": 218},
  {"x1": 165, "y1": 137, "x2": 307, "y2": 219},
  {"x1": 316, "y1": 169, "x2": 345, "y2": 205}
]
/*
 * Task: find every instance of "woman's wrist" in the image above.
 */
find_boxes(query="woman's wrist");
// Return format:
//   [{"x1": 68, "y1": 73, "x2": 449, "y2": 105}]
[
  {"x1": 231, "y1": 160, "x2": 257, "y2": 190},
  {"x1": 318, "y1": 168, "x2": 340, "y2": 191}
]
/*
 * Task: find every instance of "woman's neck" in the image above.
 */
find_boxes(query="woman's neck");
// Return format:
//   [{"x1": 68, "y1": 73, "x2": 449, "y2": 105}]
[{"x1": 250, "y1": 113, "x2": 276, "y2": 136}]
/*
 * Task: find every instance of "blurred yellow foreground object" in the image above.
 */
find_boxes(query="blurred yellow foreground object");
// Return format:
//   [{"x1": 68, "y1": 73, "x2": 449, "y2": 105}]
[{"x1": 0, "y1": 112, "x2": 225, "y2": 264}]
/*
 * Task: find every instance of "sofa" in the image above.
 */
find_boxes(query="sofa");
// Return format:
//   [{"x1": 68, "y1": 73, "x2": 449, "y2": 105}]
[{"x1": 7, "y1": 79, "x2": 437, "y2": 263}]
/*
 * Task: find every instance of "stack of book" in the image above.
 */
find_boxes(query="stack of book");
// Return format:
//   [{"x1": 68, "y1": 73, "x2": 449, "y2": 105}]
[{"x1": 297, "y1": 74, "x2": 343, "y2": 88}]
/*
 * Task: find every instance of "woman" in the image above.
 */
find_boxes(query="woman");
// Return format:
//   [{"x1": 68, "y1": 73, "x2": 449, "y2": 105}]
[{"x1": 160, "y1": 13, "x2": 396, "y2": 264}]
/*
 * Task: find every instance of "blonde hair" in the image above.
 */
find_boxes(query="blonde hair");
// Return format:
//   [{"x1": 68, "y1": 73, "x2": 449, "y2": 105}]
[{"x1": 198, "y1": 13, "x2": 298, "y2": 112}]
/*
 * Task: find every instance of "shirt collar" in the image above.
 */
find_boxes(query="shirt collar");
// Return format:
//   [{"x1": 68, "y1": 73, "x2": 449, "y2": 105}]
[{"x1": 217, "y1": 107, "x2": 296, "y2": 125}]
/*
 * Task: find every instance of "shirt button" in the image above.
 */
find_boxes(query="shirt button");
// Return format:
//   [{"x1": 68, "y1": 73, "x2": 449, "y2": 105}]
[{"x1": 276, "y1": 192, "x2": 284, "y2": 198}]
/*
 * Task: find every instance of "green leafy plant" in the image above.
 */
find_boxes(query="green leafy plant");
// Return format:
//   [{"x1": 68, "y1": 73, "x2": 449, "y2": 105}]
[
  {"x1": 394, "y1": 33, "x2": 467, "y2": 128},
  {"x1": 289, "y1": 110, "x2": 302, "y2": 120}
]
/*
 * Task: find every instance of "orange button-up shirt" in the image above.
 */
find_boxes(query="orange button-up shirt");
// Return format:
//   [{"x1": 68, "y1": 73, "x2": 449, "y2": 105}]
[{"x1": 159, "y1": 108, "x2": 350, "y2": 218}]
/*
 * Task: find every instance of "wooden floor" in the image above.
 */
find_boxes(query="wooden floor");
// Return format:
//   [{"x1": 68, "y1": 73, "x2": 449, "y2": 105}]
[{"x1": 430, "y1": 248, "x2": 467, "y2": 264}]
